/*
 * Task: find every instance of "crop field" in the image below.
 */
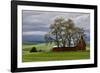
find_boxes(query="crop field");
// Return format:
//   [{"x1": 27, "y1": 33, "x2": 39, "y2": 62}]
[{"x1": 22, "y1": 43, "x2": 90, "y2": 62}]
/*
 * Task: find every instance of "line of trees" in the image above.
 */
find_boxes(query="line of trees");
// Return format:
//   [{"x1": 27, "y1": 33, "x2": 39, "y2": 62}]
[{"x1": 44, "y1": 17, "x2": 86, "y2": 48}]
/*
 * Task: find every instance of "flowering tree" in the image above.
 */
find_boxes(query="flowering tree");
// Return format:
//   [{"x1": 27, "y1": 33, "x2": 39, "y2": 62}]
[{"x1": 45, "y1": 17, "x2": 86, "y2": 47}]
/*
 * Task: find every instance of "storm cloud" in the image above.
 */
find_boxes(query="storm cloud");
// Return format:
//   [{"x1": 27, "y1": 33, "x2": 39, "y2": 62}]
[{"x1": 22, "y1": 10, "x2": 90, "y2": 42}]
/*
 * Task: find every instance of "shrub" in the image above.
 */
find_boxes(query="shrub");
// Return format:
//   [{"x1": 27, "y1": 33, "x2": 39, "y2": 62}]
[{"x1": 30, "y1": 47, "x2": 37, "y2": 52}]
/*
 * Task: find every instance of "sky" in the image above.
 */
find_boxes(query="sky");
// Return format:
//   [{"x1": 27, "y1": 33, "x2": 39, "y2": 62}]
[{"x1": 22, "y1": 10, "x2": 90, "y2": 42}]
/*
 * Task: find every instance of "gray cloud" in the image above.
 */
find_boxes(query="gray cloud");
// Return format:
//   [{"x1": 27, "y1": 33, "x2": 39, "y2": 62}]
[{"x1": 22, "y1": 10, "x2": 90, "y2": 41}]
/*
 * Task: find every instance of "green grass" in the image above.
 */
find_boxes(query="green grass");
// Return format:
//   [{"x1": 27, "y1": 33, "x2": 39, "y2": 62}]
[
  {"x1": 22, "y1": 43, "x2": 90, "y2": 62},
  {"x1": 22, "y1": 51, "x2": 90, "y2": 62},
  {"x1": 22, "y1": 43, "x2": 54, "y2": 52}
]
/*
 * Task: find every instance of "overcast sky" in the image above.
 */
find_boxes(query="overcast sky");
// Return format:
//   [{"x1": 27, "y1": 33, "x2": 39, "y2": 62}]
[{"x1": 22, "y1": 10, "x2": 90, "y2": 42}]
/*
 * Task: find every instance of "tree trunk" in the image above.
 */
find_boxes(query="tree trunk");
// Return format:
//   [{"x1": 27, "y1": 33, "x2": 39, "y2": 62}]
[
  {"x1": 62, "y1": 40, "x2": 66, "y2": 47},
  {"x1": 56, "y1": 32, "x2": 59, "y2": 47}
]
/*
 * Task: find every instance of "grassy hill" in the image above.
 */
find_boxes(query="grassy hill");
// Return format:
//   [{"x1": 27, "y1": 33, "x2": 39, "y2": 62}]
[{"x1": 22, "y1": 43, "x2": 90, "y2": 62}]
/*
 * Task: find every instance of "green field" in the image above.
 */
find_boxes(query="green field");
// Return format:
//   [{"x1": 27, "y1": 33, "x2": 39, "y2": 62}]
[{"x1": 22, "y1": 43, "x2": 90, "y2": 62}]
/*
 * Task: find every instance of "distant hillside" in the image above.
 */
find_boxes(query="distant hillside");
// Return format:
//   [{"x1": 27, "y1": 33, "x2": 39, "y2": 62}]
[
  {"x1": 23, "y1": 41, "x2": 46, "y2": 45},
  {"x1": 22, "y1": 34, "x2": 90, "y2": 44}
]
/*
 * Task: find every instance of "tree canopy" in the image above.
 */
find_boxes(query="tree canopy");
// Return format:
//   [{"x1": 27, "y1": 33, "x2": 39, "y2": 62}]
[{"x1": 44, "y1": 17, "x2": 86, "y2": 47}]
